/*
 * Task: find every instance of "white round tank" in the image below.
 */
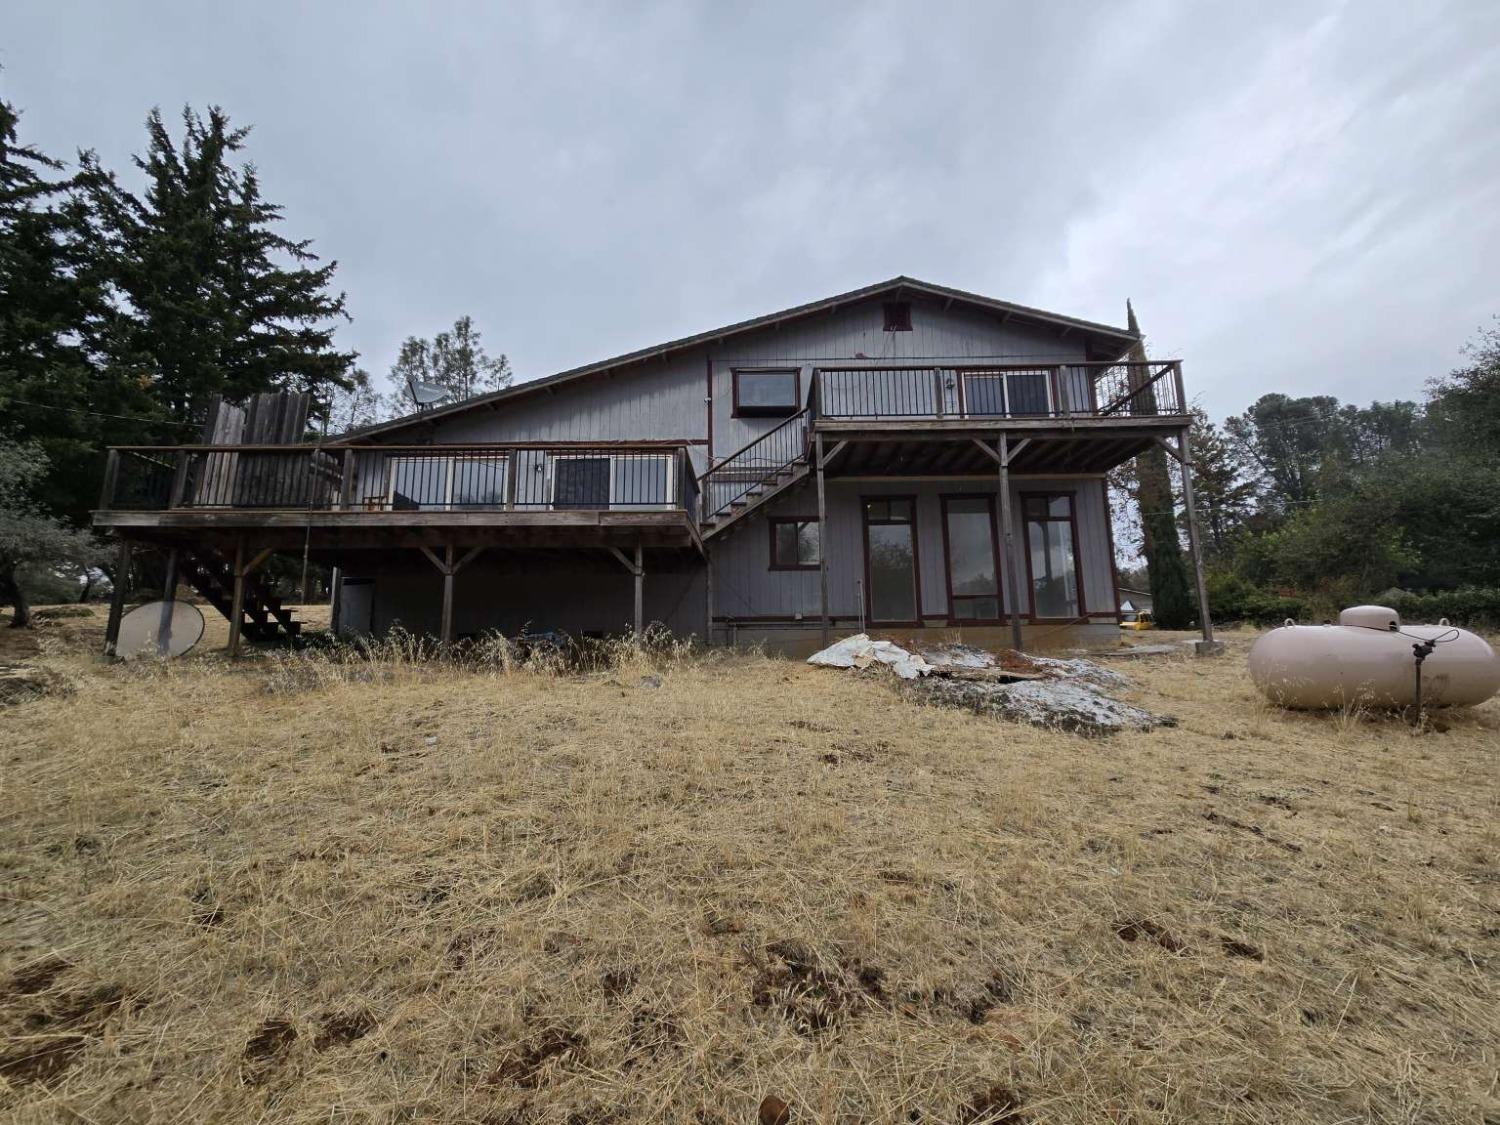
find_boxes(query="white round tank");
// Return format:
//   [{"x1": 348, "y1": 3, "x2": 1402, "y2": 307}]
[{"x1": 1248, "y1": 606, "x2": 1500, "y2": 710}]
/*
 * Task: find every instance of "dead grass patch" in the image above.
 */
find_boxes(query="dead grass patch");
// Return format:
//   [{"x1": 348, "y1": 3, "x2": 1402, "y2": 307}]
[{"x1": 0, "y1": 611, "x2": 1497, "y2": 1121}]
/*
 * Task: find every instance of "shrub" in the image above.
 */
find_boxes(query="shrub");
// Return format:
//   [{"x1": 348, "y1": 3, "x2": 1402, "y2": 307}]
[{"x1": 1386, "y1": 588, "x2": 1500, "y2": 630}]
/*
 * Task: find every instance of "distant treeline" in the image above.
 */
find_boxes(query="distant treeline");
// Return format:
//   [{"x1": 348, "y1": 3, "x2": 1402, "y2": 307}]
[{"x1": 1117, "y1": 323, "x2": 1500, "y2": 628}]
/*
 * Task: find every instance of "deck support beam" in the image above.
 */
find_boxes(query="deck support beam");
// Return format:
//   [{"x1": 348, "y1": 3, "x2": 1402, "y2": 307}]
[
  {"x1": 996, "y1": 435, "x2": 1026, "y2": 652},
  {"x1": 704, "y1": 547, "x2": 715, "y2": 646},
  {"x1": 156, "y1": 547, "x2": 180, "y2": 658},
  {"x1": 634, "y1": 543, "x2": 644, "y2": 638},
  {"x1": 604, "y1": 545, "x2": 646, "y2": 637},
  {"x1": 226, "y1": 543, "x2": 275, "y2": 658},
  {"x1": 815, "y1": 432, "x2": 830, "y2": 647},
  {"x1": 103, "y1": 538, "x2": 132, "y2": 658},
  {"x1": 417, "y1": 543, "x2": 486, "y2": 646}
]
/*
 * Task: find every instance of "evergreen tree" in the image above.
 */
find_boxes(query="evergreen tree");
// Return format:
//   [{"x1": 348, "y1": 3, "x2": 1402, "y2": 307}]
[
  {"x1": 79, "y1": 106, "x2": 355, "y2": 425},
  {"x1": 1186, "y1": 407, "x2": 1257, "y2": 556},
  {"x1": 1124, "y1": 302, "x2": 1194, "y2": 629},
  {"x1": 0, "y1": 95, "x2": 149, "y2": 523},
  {"x1": 0, "y1": 442, "x2": 103, "y2": 627}
]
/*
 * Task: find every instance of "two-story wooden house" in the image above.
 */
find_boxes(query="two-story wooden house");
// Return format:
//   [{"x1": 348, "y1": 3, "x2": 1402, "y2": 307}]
[{"x1": 94, "y1": 277, "x2": 1214, "y2": 655}]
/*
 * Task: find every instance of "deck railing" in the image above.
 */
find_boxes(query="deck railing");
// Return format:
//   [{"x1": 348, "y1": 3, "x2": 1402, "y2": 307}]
[
  {"x1": 98, "y1": 442, "x2": 700, "y2": 516},
  {"x1": 811, "y1": 361, "x2": 1185, "y2": 421},
  {"x1": 699, "y1": 409, "x2": 810, "y2": 522}
]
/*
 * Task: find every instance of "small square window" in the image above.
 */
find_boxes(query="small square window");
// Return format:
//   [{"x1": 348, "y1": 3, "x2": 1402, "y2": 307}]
[
  {"x1": 770, "y1": 517, "x2": 820, "y2": 569},
  {"x1": 733, "y1": 368, "x2": 800, "y2": 416},
  {"x1": 883, "y1": 301, "x2": 912, "y2": 331}
]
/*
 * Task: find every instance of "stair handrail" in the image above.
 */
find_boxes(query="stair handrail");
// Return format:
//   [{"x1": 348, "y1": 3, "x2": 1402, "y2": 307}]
[{"x1": 699, "y1": 408, "x2": 810, "y2": 522}]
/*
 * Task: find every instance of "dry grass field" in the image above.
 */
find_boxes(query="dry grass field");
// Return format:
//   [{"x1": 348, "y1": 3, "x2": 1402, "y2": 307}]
[{"x1": 1, "y1": 607, "x2": 1498, "y2": 1123}]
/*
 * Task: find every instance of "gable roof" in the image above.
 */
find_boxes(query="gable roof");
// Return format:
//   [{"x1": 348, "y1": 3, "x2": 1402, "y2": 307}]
[{"x1": 341, "y1": 276, "x2": 1139, "y2": 441}]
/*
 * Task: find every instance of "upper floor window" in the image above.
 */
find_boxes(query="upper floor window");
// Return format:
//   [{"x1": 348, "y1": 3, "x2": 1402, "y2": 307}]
[
  {"x1": 732, "y1": 368, "x2": 800, "y2": 417},
  {"x1": 883, "y1": 301, "x2": 912, "y2": 331}
]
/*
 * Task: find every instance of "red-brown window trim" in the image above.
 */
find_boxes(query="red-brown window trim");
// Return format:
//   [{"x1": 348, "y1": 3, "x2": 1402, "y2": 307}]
[
  {"x1": 860, "y1": 494, "x2": 923, "y2": 627},
  {"x1": 939, "y1": 493, "x2": 1008, "y2": 625},
  {"x1": 1019, "y1": 491, "x2": 1088, "y2": 621},
  {"x1": 768, "y1": 515, "x2": 821, "y2": 571},
  {"x1": 731, "y1": 367, "x2": 801, "y2": 418}
]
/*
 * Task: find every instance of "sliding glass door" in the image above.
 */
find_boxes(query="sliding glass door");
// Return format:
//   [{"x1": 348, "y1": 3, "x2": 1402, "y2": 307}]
[
  {"x1": 1024, "y1": 494, "x2": 1083, "y2": 619},
  {"x1": 863, "y1": 497, "x2": 921, "y2": 626},
  {"x1": 942, "y1": 495, "x2": 1003, "y2": 622}
]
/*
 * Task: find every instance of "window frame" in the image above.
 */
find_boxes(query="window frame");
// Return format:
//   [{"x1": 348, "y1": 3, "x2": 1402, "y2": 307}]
[
  {"x1": 957, "y1": 366, "x2": 1059, "y2": 419},
  {"x1": 860, "y1": 494, "x2": 923, "y2": 627},
  {"x1": 939, "y1": 493, "x2": 1006, "y2": 625},
  {"x1": 731, "y1": 367, "x2": 802, "y2": 418},
  {"x1": 1020, "y1": 491, "x2": 1087, "y2": 621},
  {"x1": 388, "y1": 454, "x2": 511, "y2": 511},
  {"x1": 883, "y1": 301, "x2": 912, "y2": 332},
  {"x1": 768, "y1": 516, "x2": 821, "y2": 571},
  {"x1": 545, "y1": 452, "x2": 677, "y2": 511}
]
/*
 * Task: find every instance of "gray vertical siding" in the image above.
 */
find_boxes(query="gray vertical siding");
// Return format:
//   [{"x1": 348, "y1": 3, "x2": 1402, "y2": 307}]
[
  {"x1": 415, "y1": 294, "x2": 1091, "y2": 472},
  {"x1": 710, "y1": 476, "x2": 1115, "y2": 622}
]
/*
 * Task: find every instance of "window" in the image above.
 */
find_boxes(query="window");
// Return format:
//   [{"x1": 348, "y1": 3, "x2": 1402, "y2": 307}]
[
  {"x1": 942, "y1": 495, "x2": 1002, "y2": 621},
  {"x1": 390, "y1": 455, "x2": 510, "y2": 510},
  {"x1": 1024, "y1": 494, "x2": 1082, "y2": 619},
  {"x1": 450, "y1": 457, "x2": 509, "y2": 507},
  {"x1": 961, "y1": 369, "x2": 1055, "y2": 418},
  {"x1": 732, "y1": 368, "x2": 800, "y2": 416},
  {"x1": 883, "y1": 301, "x2": 912, "y2": 332},
  {"x1": 549, "y1": 453, "x2": 675, "y2": 510},
  {"x1": 863, "y1": 496, "x2": 920, "y2": 625},
  {"x1": 769, "y1": 517, "x2": 820, "y2": 570}
]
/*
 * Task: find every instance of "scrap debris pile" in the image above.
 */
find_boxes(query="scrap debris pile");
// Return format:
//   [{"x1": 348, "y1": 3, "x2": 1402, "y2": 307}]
[{"x1": 808, "y1": 634, "x2": 1173, "y2": 737}]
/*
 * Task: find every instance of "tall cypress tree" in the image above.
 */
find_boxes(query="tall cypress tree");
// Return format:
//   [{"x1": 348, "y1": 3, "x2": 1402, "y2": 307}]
[
  {"x1": 1125, "y1": 301, "x2": 1194, "y2": 629},
  {"x1": 81, "y1": 107, "x2": 355, "y2": 425},
  {"x1": 0, "y1": 96, "x2": 142, "y2": 523}
]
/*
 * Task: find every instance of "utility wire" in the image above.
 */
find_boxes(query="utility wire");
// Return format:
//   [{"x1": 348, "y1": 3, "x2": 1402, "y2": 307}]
[{"x1": 6, "y1": 398, "x2": 199, "y2": 428}]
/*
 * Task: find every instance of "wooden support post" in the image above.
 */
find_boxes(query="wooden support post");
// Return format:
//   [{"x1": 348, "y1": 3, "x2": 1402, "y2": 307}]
[
  {"x1": 814, "y1": 431, "x2": 830, "y2": 647},
  {"x1": 155, "y1": 547, "x2": 179, "y2": 658},
  {"x1": 328, "y1": 565, "x2": 342, "y2": 635},
  {"x1": 633, "y1": 542, "x2": 644, "y2": 638},
  {"x1": 704, "y1": 547, "x2": 715, "y2": 647},
  {"x1": 441, "y1": 544, "x2": 455, "y2": 646},
  {"x1": 227, "y1": 541, "x2": 246, "y2": 659},
  {"x1": 103, "y1": 538, "x2": 132, "y2": 658},
  {"x1": 98, "y1": 449, "x2": 120, "y2": 512},
  {"x1": 1177, "y1": 425, "x2": 1217, "y2": 650},
  {"x1": 996, "y1": 434, "x2": 1026, "y2": 652}
]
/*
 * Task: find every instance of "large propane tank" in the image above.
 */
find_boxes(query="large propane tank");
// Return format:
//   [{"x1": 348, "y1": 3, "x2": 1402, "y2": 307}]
[{"x1": 1248, "y1": 605, "x2": 1500, "y2": 710}]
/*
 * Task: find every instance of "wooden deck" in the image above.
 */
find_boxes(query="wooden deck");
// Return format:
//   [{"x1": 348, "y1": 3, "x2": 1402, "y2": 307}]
[{"x1": 92, "y1": 507, "x2": 704, "y2": 554}]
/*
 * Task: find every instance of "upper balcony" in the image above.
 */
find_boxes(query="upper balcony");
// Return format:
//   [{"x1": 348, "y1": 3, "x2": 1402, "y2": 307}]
[
  {"x1": 94, "y1": 441, "x2": 704, "y2": 553},
  {"x1": 809, "y1": 359, "x2": 1186, "y2": 430}
]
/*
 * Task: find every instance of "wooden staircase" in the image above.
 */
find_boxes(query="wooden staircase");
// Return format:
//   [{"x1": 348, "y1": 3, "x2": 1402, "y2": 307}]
[
  {"x1": 700, "y1": 462, "x2": 810, "y2": 539},
  {"x1": 698, "y1": 409, "x2": 813, "y2": 541},
  {"x1": 180, "y1": 548, "x2": 302, "y2": 642}
]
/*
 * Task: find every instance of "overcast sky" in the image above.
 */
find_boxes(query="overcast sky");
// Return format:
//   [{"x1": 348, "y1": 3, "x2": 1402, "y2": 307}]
[{"x1": 7, "y1": 0, "x2": 1498, "y2": 419}]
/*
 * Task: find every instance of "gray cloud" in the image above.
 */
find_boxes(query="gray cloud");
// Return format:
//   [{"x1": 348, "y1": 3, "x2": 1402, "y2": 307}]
[{"x1": 7, "y1": 0, "x2": 1497, "y2": 418}]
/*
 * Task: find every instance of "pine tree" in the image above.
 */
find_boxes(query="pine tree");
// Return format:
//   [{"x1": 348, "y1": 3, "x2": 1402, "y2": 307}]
[
  {"x1": 1124, "y1": 301, "x2": 1194, "y2": 629},
  {"x1": 387, "y1": 315, "x2": 511, "y2": 410},
  {"x1": 80, "y1": 107, "x2": 355, "y2": 425},
  {"x1": 1187, "y1": 407, "x2": 1257, "y2": 556}
]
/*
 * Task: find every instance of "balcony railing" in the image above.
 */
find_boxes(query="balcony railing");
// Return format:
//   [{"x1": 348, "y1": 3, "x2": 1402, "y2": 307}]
[
  {"x1": 811, "y1": 361, "x2": 1185, "y2": 421},
  {"x1": 98, "y1": 442, "x2": 701, "y2": 516}
]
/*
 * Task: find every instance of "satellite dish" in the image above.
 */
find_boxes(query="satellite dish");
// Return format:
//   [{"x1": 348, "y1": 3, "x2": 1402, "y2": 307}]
[
  {"x1": 406, "y1": 375, "x2": 449, "y2": 409},
  {"x1": 115, "y1": 600, "x2": 205, "y2": 660}
]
